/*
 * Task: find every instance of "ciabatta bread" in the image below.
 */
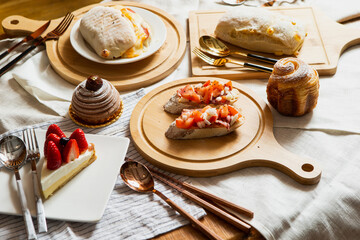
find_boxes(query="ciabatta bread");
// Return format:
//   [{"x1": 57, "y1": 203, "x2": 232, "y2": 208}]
[{"x1": 214, "y1": 7, "x2": 306, "y2": 55}]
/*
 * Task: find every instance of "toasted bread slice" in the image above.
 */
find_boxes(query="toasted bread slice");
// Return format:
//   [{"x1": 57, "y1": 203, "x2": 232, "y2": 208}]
[
  {"x1": 163, "y1": 81, "x2": 240, "y2": 115},
  {"x1": 165, "y1": 105, "x2": 245, "y2": 139},
  {"x1": 165, "y1": 116, "x2": 245, "y2": 139}
]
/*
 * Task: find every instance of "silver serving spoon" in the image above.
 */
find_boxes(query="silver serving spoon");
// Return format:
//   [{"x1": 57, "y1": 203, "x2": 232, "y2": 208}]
[
  {"x1": 199, "y1": 35, "x2": 278, "y2": 64},
  {"x1": 0, "y1": 136, "x2": 37, "y2": 240},
  {"x1": 120, "y1": 161, "x2": 223, "y2": 240}
]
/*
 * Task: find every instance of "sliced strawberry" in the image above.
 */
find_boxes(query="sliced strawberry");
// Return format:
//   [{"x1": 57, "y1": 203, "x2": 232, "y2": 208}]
[
  {"x1": 62, "y1": 139, "x2": 79, "y2": 163},
  {"x1": 46, "y1": 141, "x2": 62, "y2": 170},
  {"x1": 46, "y1": 124, "x2": 66, "y2": 138},
  {"x1": 44, "y1": 133, "x2": 61, "y2": 158},
  {"x1": 69, "y1": 129, "x2": 88, "y2": 154}
]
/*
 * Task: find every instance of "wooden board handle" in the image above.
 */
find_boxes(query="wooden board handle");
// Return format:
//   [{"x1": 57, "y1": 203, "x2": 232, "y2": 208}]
[
  {"x1": 246, "y1": 142, "x2": 322, "y2": 185},
  {"x1": 2, "y1": 15, "x2": 49, "y2": 36}
]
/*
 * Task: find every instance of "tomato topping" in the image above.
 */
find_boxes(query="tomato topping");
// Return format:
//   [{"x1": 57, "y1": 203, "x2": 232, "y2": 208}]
[
  {"x1": 228, "y1": 105, "x2": 239, "y2": 116},
  {"x1": 202, "y1": 86, "x2": 213, "y2": 104},
  {"x1": 203, "y1": 80, "x2": 211, "y2": 87},
  {"x1": 178, "y1": 85, "x2": 201, "y2": 103},
  {"x1": 212, "y1": 88, "x2": 222, "y2": 98},
  {"x1": 192, "y1": 110, "x2": 203, "y2": 123},
  {"x1": 219, "y1": 106, "x2": 229, "y2": 118},
  {"x1": 201, "y1": 105, "x2": 212, "y2": 113},
  {"x1": 176, "y1": 117, "x2": 194, "y2": 129},
  {"x1": 178, "y1": 80, "x2": 233, "y2": 103},
  {"x1": 209, "y1": 115, "x2": 218, "y2": 123},
  {"x1": 225, "y1": 81, "x2": 233, "y2": 90}
]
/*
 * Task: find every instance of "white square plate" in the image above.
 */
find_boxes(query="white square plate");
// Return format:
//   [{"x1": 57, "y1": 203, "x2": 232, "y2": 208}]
[{"x1": 0, "y1": 130, "x2": 129, "y2": 222}]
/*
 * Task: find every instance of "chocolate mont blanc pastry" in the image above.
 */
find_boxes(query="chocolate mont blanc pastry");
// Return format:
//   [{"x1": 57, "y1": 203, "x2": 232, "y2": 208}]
[
  {"x1": 266, "y1": 58, "x2": 319, "y2": 116},
  {"x1": 70, "y1": 75, "x2": 122, "y2": 125}
]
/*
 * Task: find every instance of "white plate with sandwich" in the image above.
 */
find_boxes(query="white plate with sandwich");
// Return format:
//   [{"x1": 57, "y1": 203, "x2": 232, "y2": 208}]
[{"x1": 70, "y1": 6, "x2": 167, "y2": 65}]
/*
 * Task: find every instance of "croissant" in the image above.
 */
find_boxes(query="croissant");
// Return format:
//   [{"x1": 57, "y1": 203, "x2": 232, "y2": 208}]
[{"x1": 266, "y1": 58, "x2": 319, "y2": 116}]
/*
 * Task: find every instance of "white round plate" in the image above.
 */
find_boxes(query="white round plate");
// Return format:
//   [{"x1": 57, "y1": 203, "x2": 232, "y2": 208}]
[{"x1": 70, "y1": 7, "x2": 167, "y2": 65}]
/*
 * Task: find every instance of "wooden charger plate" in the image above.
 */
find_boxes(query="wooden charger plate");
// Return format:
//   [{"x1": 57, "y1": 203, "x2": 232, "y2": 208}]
[
  {"x1": 1, "y1": 1, "x2": 186, "y2": 91},
  {"x1": 189, "y1": 6, "x2": 360, "y2": 79},
  {"x1": 130, "y1": 77, "x2": 322, "y2": 185}
]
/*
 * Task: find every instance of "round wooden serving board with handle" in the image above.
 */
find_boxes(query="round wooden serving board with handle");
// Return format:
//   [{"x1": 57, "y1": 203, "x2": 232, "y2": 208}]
[
  {"x1": 1, "y1": 1, "x2": 186, "y2": 91},
  {"x1": 130, "y1": 77, "x2": 321, "y2": 185}
]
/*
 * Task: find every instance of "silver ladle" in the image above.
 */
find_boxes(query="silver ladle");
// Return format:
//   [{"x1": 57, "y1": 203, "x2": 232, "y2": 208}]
[
  {"x1": 120, "y1": 160, "x2": 223, "y2": 240},
  {"x1": 0, "y1": 135, "x2": 37, "y2": 240}
]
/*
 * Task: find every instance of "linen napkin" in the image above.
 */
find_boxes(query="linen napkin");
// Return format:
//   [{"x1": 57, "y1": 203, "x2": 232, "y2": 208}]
[{"x1": 0, "y1": 90, "x2": 206, "y2": 240}]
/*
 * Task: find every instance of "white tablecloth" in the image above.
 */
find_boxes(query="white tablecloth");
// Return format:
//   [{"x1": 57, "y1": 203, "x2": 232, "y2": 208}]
[{"x1": 1, "y1": 0, "x2": 360, "y2": 239}]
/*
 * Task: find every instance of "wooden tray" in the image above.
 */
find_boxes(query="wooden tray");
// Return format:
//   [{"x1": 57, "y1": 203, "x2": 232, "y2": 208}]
[
  {"x1": 130, "y1": 77, "x2": 321, "y2": 185},
  {"x1": 1, "y1": 2, "x2": 186, "y2": 91},
  {"x1": 189, "y1": 6, "x2": 360, "y2": 79}
]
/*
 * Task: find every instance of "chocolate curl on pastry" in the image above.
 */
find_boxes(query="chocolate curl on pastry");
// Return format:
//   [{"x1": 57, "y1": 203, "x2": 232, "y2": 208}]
[{"x1": 266, "y1": 57, "x2": 319, "y2": 116}]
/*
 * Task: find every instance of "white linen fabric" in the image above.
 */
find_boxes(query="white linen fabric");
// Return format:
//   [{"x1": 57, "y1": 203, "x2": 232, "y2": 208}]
[
  {"x1": 1, "y1": 0, "x2": 360, "y2": 240},
  {"x1": 0, "y1": 90, "x2": 206, "y2": 240}
]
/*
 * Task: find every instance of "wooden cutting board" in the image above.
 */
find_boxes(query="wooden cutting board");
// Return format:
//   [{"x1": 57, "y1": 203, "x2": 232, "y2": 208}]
[
  {"x1": 1, "y1": 2, "x2": 186, "y2": 91},
  {"x1": 130, "y1": 77, "x2": 321, "y2": 185},
  {"x1": 189, "y1": 6, "x2": 360, "y2": 79}
]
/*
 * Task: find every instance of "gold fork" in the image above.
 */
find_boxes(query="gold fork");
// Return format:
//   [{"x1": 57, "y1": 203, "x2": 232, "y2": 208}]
[
  {"x1": 23, "y1": 128, "x2": 47, "y2": 233},
  {"x1": 0, "y1": 12, "x2": 74, "y2": 76},
  {"x1": 192, "y1": 47, "x2": 273, "y2": 73}
]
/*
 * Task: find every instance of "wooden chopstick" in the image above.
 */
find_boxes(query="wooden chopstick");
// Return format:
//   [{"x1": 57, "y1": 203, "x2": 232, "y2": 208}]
[
  {"x1": 151, "y1": 171, "x2": 251, "y2": 233},
  {"x1": 147, "y1": 166, "x2": 254, "y2": 218}
]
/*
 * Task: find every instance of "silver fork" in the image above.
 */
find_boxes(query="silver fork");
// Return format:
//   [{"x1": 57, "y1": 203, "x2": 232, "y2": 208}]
[
  {"x1": 23, "y1": 129, "x2": 47, "y2": 233},
  {"x1": 192, "y1": 47, "x2": 273, "y2": 73}
]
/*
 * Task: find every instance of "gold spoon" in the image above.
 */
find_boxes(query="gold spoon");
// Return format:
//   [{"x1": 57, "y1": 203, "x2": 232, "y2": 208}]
[
  {"x1": 0, "y1": 136, "x2": 37, "y2": 240},
  {"x1": 199, "y1": 35, "x2": 278, "y2": 64},
  {"x1": 120, "y1": 160, "x2": 223, "y2": 240}
]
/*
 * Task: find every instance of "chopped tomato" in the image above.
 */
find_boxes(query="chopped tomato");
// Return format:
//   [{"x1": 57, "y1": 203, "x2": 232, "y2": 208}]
[
  {"x1": 201, "y1": 105, "x2": 211, "y2": 113},
  {"x1": 209, "y1": 115, "x2": 218, "y2": 123},
  {"x1": 219, "y1": 106, "x2": 229, "y2": 118},
  {"x1": 228, "y1": 105, "x2": 239, "y2": 116},
  {"x1": 176, "y1": 117, "x2": 194, "y2": 129},
  {"x1": 203, "y1": 80, "x2": 211, "y2": 87},
  {"x1": 225, "y1": 81, "x2": 233, "y2": 90},
  {"x1": 212, "y1": 88, "x2": 222, "y2": 98},
  {"x1": 211, "y1": 81, "x2": 223, "y2": 92},
  {"x1": 196, "y1": 86, "x2": 207, "y2": 97},
  {"x1": 192, "y1": 110, "x2": 203, "y2": 122},
  {"x1": 178, "y1": 85, "x2": 201, "y2": 103},
  {"x1": 202, "y1": 86, "x2": 213, "y2": 104}
]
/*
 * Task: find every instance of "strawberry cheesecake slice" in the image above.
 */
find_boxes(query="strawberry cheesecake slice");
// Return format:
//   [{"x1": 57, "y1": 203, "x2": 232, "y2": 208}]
[{"x1": 41, "y1": 124, "x2": 96, "y2": 199}]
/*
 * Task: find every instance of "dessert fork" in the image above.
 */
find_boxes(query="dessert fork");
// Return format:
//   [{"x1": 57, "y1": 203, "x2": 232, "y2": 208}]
[
  {"x1": 192, "y1": 47, "x2": 273, "y2": 73},
  {"x1": 0, "y1": 12, "x2": 74, "y2": 76},
  {"x1": 23, "y1": 129, "x2": 47, "y2": 233}
]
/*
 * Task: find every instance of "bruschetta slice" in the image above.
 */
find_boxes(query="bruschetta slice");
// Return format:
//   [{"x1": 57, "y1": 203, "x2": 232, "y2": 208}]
[
  {"x1": 163, "y1": 80, "x2": 240, "y2": 114},
  {"x1": 165, "y1": 105, "x2": 245, "y2": 139}
]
